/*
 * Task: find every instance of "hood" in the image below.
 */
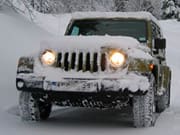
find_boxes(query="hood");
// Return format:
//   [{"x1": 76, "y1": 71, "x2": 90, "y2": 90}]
[{"x1": 40, "y1": 36, "x2": 152, "y2": 60}]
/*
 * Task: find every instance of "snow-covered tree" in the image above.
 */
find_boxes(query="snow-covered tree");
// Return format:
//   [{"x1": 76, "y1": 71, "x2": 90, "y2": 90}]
[
  {"x1": 91, "y1": 0, "x2": 115, "y2": 11},
  {"x1": 126, "y1": 0, "x2": 162, "y2": 19},
  {"x1": 1, "y1": 0, "x2": 35, "y2": 20},
  {"x1": 28, "y1": 0, "x2": 65, "y2": 13},
  {"x1": 114, "y1": 0, "x2": 129, "y2": 12},
  {"x1": 177, "y1": 6, "x2": 180, "y2": 20},
  {"x1": 151, "y1": 0, "x2": 163, "y2": 19},
  {"x1": 59, "y1": 0, "x2": 115, "y2": 12},
  {"x1": 0, "y1": 0, "x2": 5, "y2": 7},
  {"x1": 60, "y1": 0, "x2": 92, "y2": 12},
  {"x1": 3, "y1": 0, "x2": 179, "y2": 20},
  {"x1": 161, "y1": 0, "x2": 179, "y2": 19},
  {"x1": 174, "y1": 0, "x2": 180, "y2": 19}
]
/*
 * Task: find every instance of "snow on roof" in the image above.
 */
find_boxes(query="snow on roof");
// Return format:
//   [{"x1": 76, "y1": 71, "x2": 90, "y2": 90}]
[
  {"x1": 56, "y1": 11, "x2": 161, "y2": 35},
  {"x1": 70, "y1": 11, "x2": 161, "y2": 32},
  {"x1": 71, "y1": 11, "x2": 158, "y2": 22}
]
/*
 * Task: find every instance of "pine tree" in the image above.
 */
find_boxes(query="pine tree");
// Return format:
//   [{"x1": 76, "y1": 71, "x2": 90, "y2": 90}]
[
  {"x1": 162, "y1": 0, "x2": 178, "y2": 19},
  {"x1": 0, "y1": 0, "x2": 5, "y2": 7},
  {"x1": 114, "y1": 0, "x2": 129, "y2": 12},
  {"x1": 126, "y1": 0, "x2": 162, "y2": 19},
  {"x1": 142, "y1": 0, "x2": 154, "y2": 12},
  {"x1": 174, "y1": 0, "x2": 180, "y2": 20}
]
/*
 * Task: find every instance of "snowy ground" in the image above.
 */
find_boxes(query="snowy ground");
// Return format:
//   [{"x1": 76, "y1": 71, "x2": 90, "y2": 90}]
[{"x1": 0, "y1": 6, "x2": 180, "y2": 135}]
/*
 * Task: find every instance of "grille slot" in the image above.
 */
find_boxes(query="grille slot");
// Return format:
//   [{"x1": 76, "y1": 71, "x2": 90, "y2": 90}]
[
  {"x1": 57, "y1": 53, "x2": 62, "y2": 67},
  {"x1": 78, "y1": 52, "x2": 83, "y2": 71},
  {"x1": 93, "y1": 53, "x2": 98, "y2": 72},
  {"x1": 85, "y1": 53, "x2": 90, "y2": 71},
  {"x1": 64, "y1": 52, "x2": 69, "y2": 71},
  {"x1": 71, "y1": 52, "x2": 76, "y2": 69},
  {"x1": 101, "y1": 53, "x2": 106, "y2": 71},
  {"x1": 57, "y1": 52, "x2": 107, "y2": 72}
]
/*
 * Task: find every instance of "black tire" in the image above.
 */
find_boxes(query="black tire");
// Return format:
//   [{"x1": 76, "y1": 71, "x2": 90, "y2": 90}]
[
  {"x1": 132, "y1": 75, "x2": 156, "y2": 128},
  {"x1": 19, "y1": 91, "x2": 52, "y2": 121},
  {"x1": 156, "y1": 80, "x2": 171, "y2": 113}
]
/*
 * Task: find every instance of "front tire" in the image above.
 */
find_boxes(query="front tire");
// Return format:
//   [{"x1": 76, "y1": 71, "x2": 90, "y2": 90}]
[
  {"x1": 132, "y1": 75, "x2": 156, "y2": 127},
  {"x1": 19, "y1": 91, "x2": 52, "y2": 121}
]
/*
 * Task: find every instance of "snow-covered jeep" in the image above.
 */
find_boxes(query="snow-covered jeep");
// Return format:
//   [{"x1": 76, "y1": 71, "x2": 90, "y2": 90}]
[{"x1": 16, "y1": 12, "x2": 171, "y2": 127}]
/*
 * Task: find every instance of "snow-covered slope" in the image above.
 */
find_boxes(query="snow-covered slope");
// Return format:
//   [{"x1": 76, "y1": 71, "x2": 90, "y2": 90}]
[
  {"x1": 0, "y1": 6, "x2": 180, "y2": 135},
  {"x1": 0, "y1": 6, "x2": 53, "y2": 107}
]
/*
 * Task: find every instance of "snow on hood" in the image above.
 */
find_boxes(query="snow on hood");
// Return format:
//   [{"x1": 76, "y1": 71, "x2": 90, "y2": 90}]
[{"x1": 40, "y1": 36, "x2": 152, "y2": 60}]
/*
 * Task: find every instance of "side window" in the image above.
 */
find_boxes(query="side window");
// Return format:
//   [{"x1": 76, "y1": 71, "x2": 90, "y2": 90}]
[
  {"x1": 152, "y1": 22, "x2": 156, "y2": 38},
  {"x1": 151, "y1": 22, "x2": 161, "y2": 39},
  {"x1": 71, "y1": 26, "x2": 80, "y2": 35},
  {"x1": 151, "y1": 21, "x2": 165, "y2": 57},
  {"x1": 156, "y1": 27, "x2": 161, "y2": 38}
]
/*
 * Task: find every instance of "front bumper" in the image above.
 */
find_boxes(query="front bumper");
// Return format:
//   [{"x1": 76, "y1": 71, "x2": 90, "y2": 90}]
[
  {"x1": 16, "y1": 72, "x2": 151, "y2": 108},
  {"x1": 16, "y1": 72, "x2": 150, "y2": 94}
]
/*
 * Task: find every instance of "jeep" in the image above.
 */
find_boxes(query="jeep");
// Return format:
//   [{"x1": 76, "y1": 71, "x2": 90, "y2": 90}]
[{"x1": 16, "y1": 12, "x2": 171, "y2": 127}]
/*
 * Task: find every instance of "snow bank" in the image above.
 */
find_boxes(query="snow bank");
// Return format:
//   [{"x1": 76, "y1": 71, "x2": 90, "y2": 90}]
[{"x1": 31, "y1": 12, "x2": 71, "y2": 36}]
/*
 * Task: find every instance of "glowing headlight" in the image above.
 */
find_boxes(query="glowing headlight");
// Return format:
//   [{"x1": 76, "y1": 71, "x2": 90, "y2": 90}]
[
  {"x1": 41, "y1": 50, "x2": 56, "y2": 66},
  {"x1": 109, "y1": 52, "x2": 126, "y2": 68}
]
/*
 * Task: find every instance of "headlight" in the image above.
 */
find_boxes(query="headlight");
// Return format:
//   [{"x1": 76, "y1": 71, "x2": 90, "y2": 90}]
[
  {"x1": 41, "y1": 49, "x2": 56, "y2": 66},
  {"x1": 109, "y1": 51, "x2": 126, "y2": 68}
]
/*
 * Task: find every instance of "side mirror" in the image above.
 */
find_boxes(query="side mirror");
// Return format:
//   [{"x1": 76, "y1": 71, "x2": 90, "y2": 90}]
[{"x1": 154, "y1": 38, "x2": 166, "y2": 49}]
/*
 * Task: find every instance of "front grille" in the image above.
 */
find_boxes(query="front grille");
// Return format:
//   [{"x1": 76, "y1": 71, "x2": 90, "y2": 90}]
[{"x1": 57, "y1": 52, "x2": 107, "y2": 72}]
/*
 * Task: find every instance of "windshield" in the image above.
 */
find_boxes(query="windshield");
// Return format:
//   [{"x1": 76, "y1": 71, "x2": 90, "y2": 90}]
[{"x1": 66, "y1": 19, "x2": 147, "y2": 42}]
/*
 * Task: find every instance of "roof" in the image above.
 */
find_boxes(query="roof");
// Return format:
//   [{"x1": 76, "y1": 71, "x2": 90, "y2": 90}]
[
  {"x1": 70, "y1": 11, "x2": 162, "y2": 35},
  {"x1": 57, "y1": 11, "x2": 162, "y2": 36}
]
